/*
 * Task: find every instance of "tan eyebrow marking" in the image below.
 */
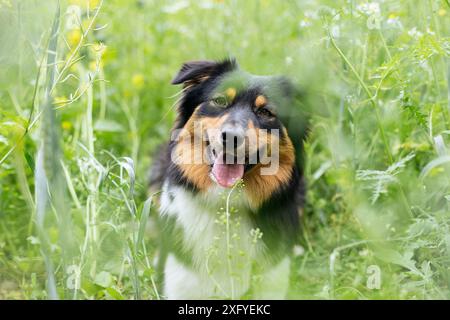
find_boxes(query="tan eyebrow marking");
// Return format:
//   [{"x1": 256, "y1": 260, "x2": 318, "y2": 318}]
[
  {"x1": 255, "y1": 95, "x2": 267, "y2": 108},
  {"x1": 226, "y1": 87, "x2": 236, "y2": 101}
]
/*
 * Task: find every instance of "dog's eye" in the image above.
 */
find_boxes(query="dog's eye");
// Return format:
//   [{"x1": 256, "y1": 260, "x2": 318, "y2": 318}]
[
  {"x1": 257, "y1": 107, "x2": 274, "y2": 118},
  {"x1": 211, "y1": 96, "x2": 228, "y2": 108}
]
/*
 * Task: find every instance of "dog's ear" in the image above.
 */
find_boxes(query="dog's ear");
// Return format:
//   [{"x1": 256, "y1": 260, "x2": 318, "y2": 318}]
[
  {"x1": 171, "y1": 60, "x2": 218, "y2": 85},
  {"x1": 171, "y1": 58, "x2": 238, "y2": 86}
]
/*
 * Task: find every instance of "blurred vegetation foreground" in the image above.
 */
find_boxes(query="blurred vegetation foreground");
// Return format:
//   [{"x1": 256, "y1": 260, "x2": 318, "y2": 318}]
[{"x1": 0, "y1": 0, "x2": 449, "y2": 299}]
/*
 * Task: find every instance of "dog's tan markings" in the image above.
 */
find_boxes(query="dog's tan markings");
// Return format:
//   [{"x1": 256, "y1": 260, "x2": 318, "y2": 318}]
[
  {"x1": 244, "y1": 130, "x2": 295, "y2": 208},
  {"x1": 174, "y1": 110, "x2": 229, "y2": 191},
  {"x1": 200, "y1": 113, "x2": 229, "y2": 132},
  {"x1": 248, "y1": 120, "x2": 254, "y2": 129},
  {"x1": 226, "y1": 87, "x2": 236, "y2": 101},
  {"x1": 255, "y1": 95, "x2": 267, "y2": 108}
]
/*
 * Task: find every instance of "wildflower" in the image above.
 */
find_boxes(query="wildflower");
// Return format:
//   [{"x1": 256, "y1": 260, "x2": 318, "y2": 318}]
[
  {"x1": 299, "y1": 10, "x2": 318, "y2": 29},
  {"x1": 386, "y1": 13, "x2": 403, "y2": 29},
  {"x1": 88, "y1": 43, "x2": 106, "y2": 71},
  {"x1": 438, "y1": 8, "x2": 446, "y2": 16},
  {"x1": 65, "y1": 5, "x2": 81, "y2": 30},
  {"x1": 293, "y1": 245, "x2": 304, "y2": 257},
  {"x1": 67, "y1": 29, "x2": 82, "y2": 47},
  {"x1": 304, "y1": 10, "x2": 318, "y2": 20},
  {"x1": 69, "y1": 0, "x2": 100, "y2": 11},
  {"x1": 62, "y1": 121, "x2": 72, "y2": 131},
  {"x1": 408, "y1": 27, "x2": 423, "y2": 39},
  {"x1": 299, "y1": 19, "x2": 312, "y2": 28},
  {"x1": 91, "y1": 42, "x2": 106, "y2": 56},
  {"x1": 331, "y1": 25, "x2": 340, "y2": 38},
  {"x1": 357, "y1": 2, "x2": 380, "y2": 16},
  {"x1": 285, "y1": 56, "x2": 293, "y2": 66},
  {"x1": 132, "y1": 73, "x2": 145, "y2": 89},
  {"x1": 163, "y1": 1, "x2": 189, "y2": 14},
  {"x1": 0, "y1": 134, "x2": 7, "y2": 145},
  {"x1": 359, "y1": 249, "x2": 370, "y2": 257},
  {"x1": 357, "y1": 2, "x2": 381, "y2": 30}
]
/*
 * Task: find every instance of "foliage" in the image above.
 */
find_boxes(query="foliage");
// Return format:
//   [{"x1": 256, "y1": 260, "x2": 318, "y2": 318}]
[{"x1": 0, "y1": 0, "x2": 449, "y2": 299}]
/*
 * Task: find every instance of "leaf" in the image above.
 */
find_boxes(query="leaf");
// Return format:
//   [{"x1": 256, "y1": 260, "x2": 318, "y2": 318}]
[
  {"x1": 94, "y1": 271, "x2": 113, "y2": 288},
  {"x1": 401, "y1": 97, "x2": 428, "y2": 131},
  {"x1": 24, "y1": 151, "x2": 35, "y2": 172},
  {"x1": 120, "y1": 157, "x2": 135, "y2": 197},
  {"x1": 32, "y1": 2, "x2": 62, "y2": 301},
  {"x1": 356, "y1": 153, "x2": 415, "y2": 203},
  {"x1": 407, "y1": 219, "x2": 435, "y2": 237},
  {"x1": 106, "y1": 287, "x2": 124, "y2": 300},
  {"x1": 136, "y1": 195, "x2": 155, "y2": 248},
  {"x1": 375, "y1": 247, "x2": 422, "y2": 276},
  {"x1": 420, "y1": 155, "x2": 450, "y2": 179}
]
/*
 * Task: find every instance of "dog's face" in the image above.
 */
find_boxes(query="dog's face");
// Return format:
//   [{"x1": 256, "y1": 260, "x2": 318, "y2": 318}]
[{"x1": 170, "y1": 59, "x2": 302, "y2": 207}]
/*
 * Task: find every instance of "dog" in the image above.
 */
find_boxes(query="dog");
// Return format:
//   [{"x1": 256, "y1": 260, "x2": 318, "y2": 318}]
[{"x1": 149, "y1": 58, "x2": 308, "y2": 299}]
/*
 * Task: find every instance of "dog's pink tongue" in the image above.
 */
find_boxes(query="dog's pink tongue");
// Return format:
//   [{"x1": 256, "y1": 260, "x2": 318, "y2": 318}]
[{"x1": 212, "y1": 155, "x2": 244, "y2": 188}]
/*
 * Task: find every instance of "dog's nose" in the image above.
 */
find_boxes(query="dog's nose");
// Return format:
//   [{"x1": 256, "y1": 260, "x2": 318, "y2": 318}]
[{"x1": 221, "y1": 127, "x2": 245, "y2": 150}]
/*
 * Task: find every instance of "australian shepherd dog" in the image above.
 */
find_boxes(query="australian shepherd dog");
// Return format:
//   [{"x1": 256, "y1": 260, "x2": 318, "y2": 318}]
[{"x1": 150, "y1": 58, "x2": 308, "y2": 299}]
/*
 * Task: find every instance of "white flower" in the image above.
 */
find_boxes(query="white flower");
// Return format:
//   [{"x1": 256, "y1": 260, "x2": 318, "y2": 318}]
[
  {"x1": 285, "y1": 56, "x2": 293, "y2": 66},
  {"x1": 386, "y1": 16, "x2": 403, "y2": 29},
  {"x1": 331, "y1": 25, "x2": 340, "y2": 38},
  {"x1": 299, "y1": 20, "x2": 312, "y2": 28},
  {"x1": 357, "y1": 2, "x2": 382, "y2": 30},
  {"x1": 357, "y1": 2, "x2": 381, "y2": 16},
  {"x1": 65, "y1": 5, "x2": 81, "y2": 30},
  {"x1": 366, "y1": 14, "x2": 381, "y2": 30},
  {"x1": 408, "y1": 27, "x2": 423, "y2": 38},
  {"x1": 293, "y1": 245, "x2": 305, "y2": 257},
  {"x1": 162, "y1": 0, "x2": 189, "y2": 14},
  {"x1": 304, "y1": 10, "x2": 318, "y2": 20}
]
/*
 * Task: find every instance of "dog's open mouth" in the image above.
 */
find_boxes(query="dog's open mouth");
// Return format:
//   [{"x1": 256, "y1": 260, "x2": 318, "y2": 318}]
[
  {"x1": 206, "y1": 138, "x2": 258, "y2": 188},
  {"x1": 210, "y1": 152, "x2": 245, "y2": 188}
]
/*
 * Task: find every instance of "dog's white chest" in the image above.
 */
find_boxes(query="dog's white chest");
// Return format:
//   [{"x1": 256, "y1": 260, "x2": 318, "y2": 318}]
[{"x1": 160, "y1": 183, "x2": 265, "y2": 299}]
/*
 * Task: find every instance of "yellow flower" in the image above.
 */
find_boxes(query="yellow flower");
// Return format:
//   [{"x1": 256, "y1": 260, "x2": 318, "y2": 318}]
[
  {"x1": 388, "y1": 13, "x2": 397, "y2": 19},
  {"x1": 69, "y1": 0, "x2": 100, "y2": 10},
  {"x1": 438, "y1": 8, "x2": 446, "y2": 16},
  {"x1": 132, "y1": 73, "x2": 145, "y2": 89},
  {"x1": 67, "y1": 29, "x2": 82, "y2": 47},
  {"x1": 124, "y1": 89, "x2": 132, "y2": 98},
  {"x1": 62, "y1": 121, "x2": 73, "y2": 131},
  {"x1": 91, "y1": 42, "x2": 106, "y2": 55}
]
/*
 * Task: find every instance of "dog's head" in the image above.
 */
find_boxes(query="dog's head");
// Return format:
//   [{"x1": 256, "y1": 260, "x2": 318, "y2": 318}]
[{"x1": 169, "y1": 58, "x2": 307, "y2": 207}]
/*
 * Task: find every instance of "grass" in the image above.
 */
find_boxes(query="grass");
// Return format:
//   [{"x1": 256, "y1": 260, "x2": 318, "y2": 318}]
[{"x1": 0, "y1": 0, "x2": 449, "y2": 299}]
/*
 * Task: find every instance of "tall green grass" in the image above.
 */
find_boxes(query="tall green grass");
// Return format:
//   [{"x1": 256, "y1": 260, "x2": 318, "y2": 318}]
[{"x1": 0, "y1": 0, "x2": 449, "y2": 299}]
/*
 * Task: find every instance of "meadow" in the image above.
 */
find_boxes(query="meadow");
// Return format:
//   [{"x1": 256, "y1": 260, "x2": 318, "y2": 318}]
[{"x1": 0, "y1": 0, "x2": 449, "y2": 299}]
